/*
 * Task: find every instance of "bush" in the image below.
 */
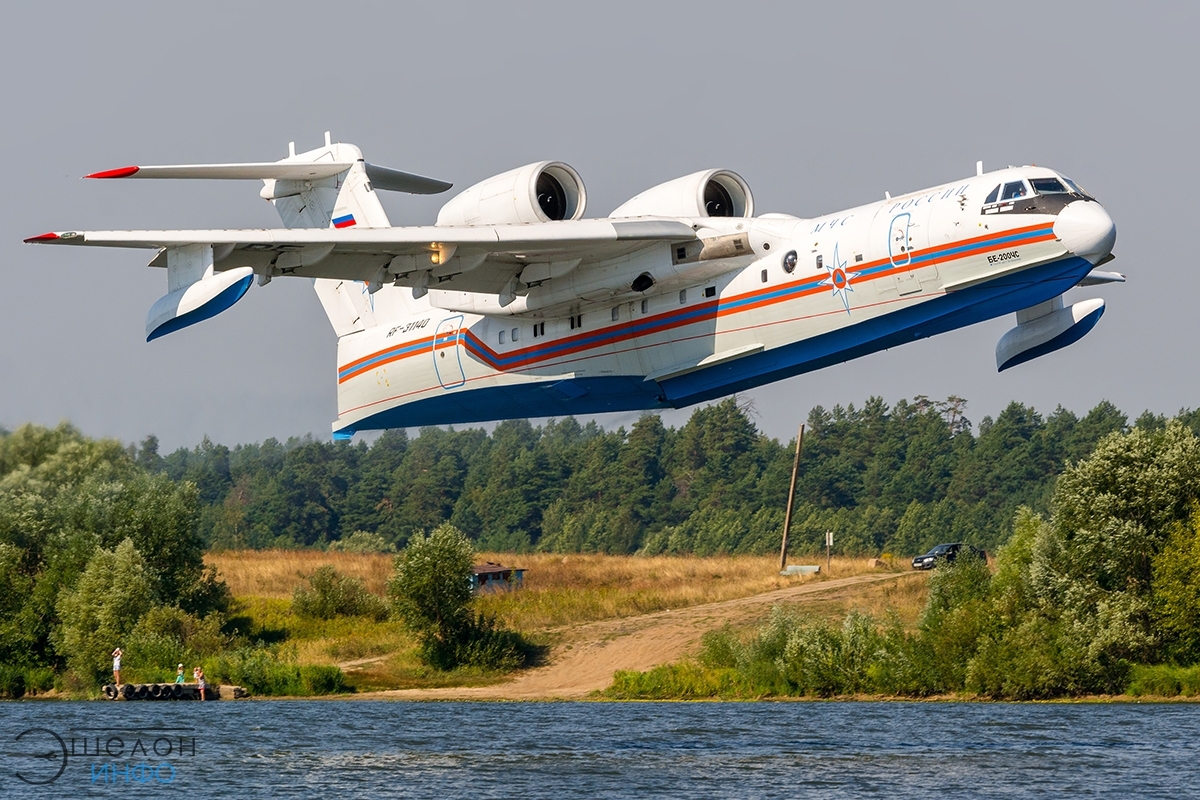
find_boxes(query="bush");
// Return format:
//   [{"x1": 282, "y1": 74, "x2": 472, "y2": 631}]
[
  {"x1": 328, "y1": 531, "x2": 395, "y2": 554},
  {"x1": 0, "y1": 663, "x2": 26, "y2": 698},
  {"x1": 607, "y1": 663, "x2": 755, "y2": 700},
  {"x1": 450, "y1": 614, "x2": 532, "y2": 672},
  {"x1": 300, "y1": 664, "x2": 348, "y2": 695},
  {"x1": 1126, "y1": 663, "x2": 1200, "y2": 697},
  {"x1": 24, "y1": 666, "x2": 54, "y2": 694},
  {"x1": 207, "y1": 646, "x2": 348, "y2": 696},
  {"x1": 293, "y1": 566, "x2": 389, "y2": 621},
  {"x1": 389, "y1": 524, "x2": 530, "y2": 671}
]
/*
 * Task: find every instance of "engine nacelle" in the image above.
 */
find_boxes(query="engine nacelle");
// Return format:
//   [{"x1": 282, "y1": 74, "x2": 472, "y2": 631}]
[
  {"x1": 436, "y1": 161, "x2": 586, "y2": 226},
  {"x1": 610, "y1": 169, "x2": 753, "y2": 219}
]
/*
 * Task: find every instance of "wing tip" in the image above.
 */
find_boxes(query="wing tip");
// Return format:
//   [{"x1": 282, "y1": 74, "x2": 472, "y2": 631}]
[
  {"x1": 24, "y1": 232, "x2": 60, "y2": 243},
  {"x1": 86, "y1": 166, "x2": 140, "y2": 179}
]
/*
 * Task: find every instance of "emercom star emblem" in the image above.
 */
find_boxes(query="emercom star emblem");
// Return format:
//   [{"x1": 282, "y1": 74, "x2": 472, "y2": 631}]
[{"x1": 821, "y1": 242, "x2": 858, "y2": 314}]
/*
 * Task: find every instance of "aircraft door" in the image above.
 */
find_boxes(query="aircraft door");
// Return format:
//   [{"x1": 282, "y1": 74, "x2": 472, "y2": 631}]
[
  {"x1": 433, "y1": 315, "x2": 467, "y2": 388},
  {"x1": 888, "y1": 213, "x2": 913, "y2": 267}
]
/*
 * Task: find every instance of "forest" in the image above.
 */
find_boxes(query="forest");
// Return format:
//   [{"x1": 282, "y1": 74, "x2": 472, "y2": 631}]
[
  {"x1": 132, "y1": 395, "x2": 1189, "y2": 557},
  {"x1": 3, "y1": 393, "x2": 1200, "y2": 696}
]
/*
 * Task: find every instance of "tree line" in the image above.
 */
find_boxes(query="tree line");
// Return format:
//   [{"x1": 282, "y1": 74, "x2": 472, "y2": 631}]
[
  {"x1": 609, "y1": 421, "x2": 1200, "y2": 699},
  {"x1": 2, "y1": 395, "x2": 1199, "y2": 693},
  {"x1": 129, "y1": 395, "x2": 1194, "y2": 557}
]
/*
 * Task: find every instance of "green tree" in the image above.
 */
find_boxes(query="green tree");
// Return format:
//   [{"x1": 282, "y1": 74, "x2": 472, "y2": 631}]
[
  {"x1": 387, "y1": 523, "x2": 476, "y2": 665},
  {"x1": 387, "y1": 523, "x2": 528, "y2": 669},
  {"x1": 54, "y1": 539, "x2": 156, "y2": 683},
  {"x1": 1151, "y1": 509, "x2": 1200, "y2": 662}
]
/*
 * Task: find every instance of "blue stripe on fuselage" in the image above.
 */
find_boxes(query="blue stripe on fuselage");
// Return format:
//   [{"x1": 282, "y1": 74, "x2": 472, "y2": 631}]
[{"x1": 334, "y1": 254, "x2": 1094, "y2": 435}]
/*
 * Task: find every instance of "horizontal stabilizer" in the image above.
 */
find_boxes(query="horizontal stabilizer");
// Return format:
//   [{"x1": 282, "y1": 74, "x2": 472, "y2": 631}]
[{"x1": 86, "y1": 162, "x2": 451, "y2": 195}]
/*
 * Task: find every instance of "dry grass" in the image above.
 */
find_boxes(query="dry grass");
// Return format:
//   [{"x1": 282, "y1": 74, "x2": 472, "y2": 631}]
[
  {"x1": 206, "y1": 550, "x2": 909, "y2": 633},
  {"x1": 207, "y1": 550, "x2": 394, "y2": 599},
  {"x1": 474, "y1": 553, "x2": 904, "y2": 632},
  {"x1": 205, "y1": 550, "x2": 925, "y2": 693},
  {"x1": 763, "y1": 572, "x2": 930, "y2": 630}
]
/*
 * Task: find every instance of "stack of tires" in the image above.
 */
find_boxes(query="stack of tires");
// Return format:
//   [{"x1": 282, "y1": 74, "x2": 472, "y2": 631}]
[{"x1": 102, "y1": 683, "x2": 191, "y2": 700}]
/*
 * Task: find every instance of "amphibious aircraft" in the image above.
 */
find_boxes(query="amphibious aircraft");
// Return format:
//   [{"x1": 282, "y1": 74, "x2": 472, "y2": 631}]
[{"x1": 25, "y1": 134, "x2": 1120, "y2": 439}]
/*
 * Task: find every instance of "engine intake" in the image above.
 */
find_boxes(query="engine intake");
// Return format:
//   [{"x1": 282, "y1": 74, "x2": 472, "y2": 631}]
[
  {"x1": 610, "y1": 169, "x2": 753, "y2": 219},
  {"x1": 436, "y1": 161, "x2": 586, "y2": 226}
]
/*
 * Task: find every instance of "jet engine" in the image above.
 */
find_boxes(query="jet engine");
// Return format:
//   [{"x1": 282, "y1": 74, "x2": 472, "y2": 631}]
[
  {"x1": 436, "y1": 161, "x2": 586, "y2": 226},
  {"x1": 610, "y1": 169, "x2": 754, "y2": 219}
]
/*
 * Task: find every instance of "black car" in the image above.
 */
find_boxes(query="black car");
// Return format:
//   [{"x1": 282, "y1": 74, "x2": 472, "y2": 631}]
[{"x1": 911, "y1": 542, "x2": 987, "y2": 570}]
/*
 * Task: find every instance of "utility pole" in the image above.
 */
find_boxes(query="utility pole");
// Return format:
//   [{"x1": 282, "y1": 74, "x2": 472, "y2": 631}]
[
  {"x1": 779, "y1": 424, "x2": 805, "y2": 571},
  {"x1": 826, "y1": 530, "x2": 833, "y2": 573}
]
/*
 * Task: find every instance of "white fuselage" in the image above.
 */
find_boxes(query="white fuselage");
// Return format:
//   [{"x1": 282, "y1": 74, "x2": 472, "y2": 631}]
[{"x1": 330, "y1": 165, "x2": 1113, "y2": 436}]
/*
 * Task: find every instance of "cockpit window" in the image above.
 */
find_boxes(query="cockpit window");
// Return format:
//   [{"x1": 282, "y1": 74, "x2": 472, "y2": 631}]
[
  {"x1": 1060, "y1": 176, "x2": 1095, "y2": 200},
  {"x1": 984, "y1": 185, "x2": 1000, "y2": 204},
  {"x1": 1030, "y1": 177, "x2": 1069, "y2": 194},
  {"x1": 1000, "y1": 181, "x2": 1028, "y2": 201}
]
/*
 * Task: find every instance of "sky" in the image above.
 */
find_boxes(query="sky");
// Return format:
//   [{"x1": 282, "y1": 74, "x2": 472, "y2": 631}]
[{"x1": 2, "y1": 1, "x2": 1196, "y2": 450}]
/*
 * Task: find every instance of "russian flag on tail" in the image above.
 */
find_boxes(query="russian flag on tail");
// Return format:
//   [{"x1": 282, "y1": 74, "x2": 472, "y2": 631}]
[{"x1": 332, "y1": 213, "x2": 356, "y2": 229}]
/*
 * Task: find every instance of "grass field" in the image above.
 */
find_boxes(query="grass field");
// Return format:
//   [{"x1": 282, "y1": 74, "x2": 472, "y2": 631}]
[
  {"x1": 205, "y1": 550, "x2": 922, "y2": 692},
  {"x1": 207, "y1": 550, "x2": 908, "y2": 630}
]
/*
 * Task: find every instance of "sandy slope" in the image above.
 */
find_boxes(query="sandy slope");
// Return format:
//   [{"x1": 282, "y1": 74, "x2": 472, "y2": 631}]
[{"x1": 358, "y1": 571, "x2": 913, "y2": 701}]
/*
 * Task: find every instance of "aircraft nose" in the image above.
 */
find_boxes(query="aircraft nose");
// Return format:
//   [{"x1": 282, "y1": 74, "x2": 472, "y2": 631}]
[{"x1": 1054, "y1": 200, "x2": 1116, "y2": 265}]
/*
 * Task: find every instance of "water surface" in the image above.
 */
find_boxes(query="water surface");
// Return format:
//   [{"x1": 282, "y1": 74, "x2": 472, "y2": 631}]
[{"x1": 2, "y1": 700, "x2": 1195, "y2": 797}]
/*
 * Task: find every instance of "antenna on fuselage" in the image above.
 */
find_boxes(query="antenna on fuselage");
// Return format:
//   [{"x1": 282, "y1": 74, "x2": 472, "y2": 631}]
[{"x1": 976, "y1": 160, "x2": 984, "y2": 176}]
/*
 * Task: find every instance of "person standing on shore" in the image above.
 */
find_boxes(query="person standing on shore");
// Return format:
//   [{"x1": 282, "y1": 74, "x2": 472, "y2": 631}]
[
  {"x1": 111, "y1": 647, "x2": 123, "y2": 685},
  {"x1": 175, "y1": 664, "x2": 185, "y2": 684}
]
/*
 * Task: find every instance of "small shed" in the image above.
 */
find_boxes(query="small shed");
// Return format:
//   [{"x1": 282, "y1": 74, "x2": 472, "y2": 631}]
[{"x1": 471, "y1": 562, "x2": 525, "y2": 593}]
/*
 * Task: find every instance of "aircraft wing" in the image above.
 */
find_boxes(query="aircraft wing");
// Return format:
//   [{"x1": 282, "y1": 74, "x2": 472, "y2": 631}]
[{"x1": 24, "y1": 219, "x2": 698, "y2": 294}]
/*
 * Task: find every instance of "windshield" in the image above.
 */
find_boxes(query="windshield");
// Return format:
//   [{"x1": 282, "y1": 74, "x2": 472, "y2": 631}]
[
  {"x1": 1059, "y1": 175, "x2": 1095, "y2": 200},
  {"x1": 929, "y1": 545, "x2": 952, "y2": 555},
  {"x1": 1030, "y1": 177, "x2": 1069, "y2": 194}
]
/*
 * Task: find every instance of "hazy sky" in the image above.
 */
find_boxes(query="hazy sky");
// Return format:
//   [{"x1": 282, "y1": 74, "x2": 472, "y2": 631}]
[{"x1": 3, "y1": 2, "x2": 1196, "y2": 450}]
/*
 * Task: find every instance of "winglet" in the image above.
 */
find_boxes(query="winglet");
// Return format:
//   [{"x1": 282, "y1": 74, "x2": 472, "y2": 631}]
[{"x1": 86, "y1": 166, "x2": 141, "y2": 179}]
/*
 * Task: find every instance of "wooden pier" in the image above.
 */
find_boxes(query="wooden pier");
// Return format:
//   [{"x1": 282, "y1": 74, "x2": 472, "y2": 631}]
[{"x1": 101, "y1": 683, "x2": 248, "y2": 700}]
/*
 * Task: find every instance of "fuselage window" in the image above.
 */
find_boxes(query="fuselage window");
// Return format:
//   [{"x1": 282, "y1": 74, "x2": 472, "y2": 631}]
[
  {"x1": 1030, "y1": 177, "x2": 1069, "y2": 194},
  {"x1": 761, "y1": 268, "x2": 768, "y2": 283},
  {"x1": 984, "y1": 185, "x2": 1000, "y2": 204},
  {"x1": 641, "y1": 298, "x2": 648, "y2": 314},
  {"x1": 1000, "y1": 181, "x2": 1028, "y2": 201},
  {"x1": 704, "y1": 286, "x2": 716, "y2": 298},
  {"x1": 499, "y1": 329, "x2": 506, "y2": 345},
  {"x1": 679, "y1": 289, "x2": 687, "y2": 304},
  {"x1": 611, "y1": 306, "x2": 619, "y2": 322},
  {"x1": 511, "y1": 327, "x2": 519, "y2": 342}
]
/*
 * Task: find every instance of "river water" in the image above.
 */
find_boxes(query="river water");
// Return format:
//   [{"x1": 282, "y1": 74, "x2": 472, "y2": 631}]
[{"x1": 2, "y1": 700, "x2": 1196, "y2": 798}]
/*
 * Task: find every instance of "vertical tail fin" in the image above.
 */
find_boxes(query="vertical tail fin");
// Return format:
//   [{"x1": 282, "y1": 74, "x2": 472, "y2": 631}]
[
  {"x1": 263, "y1": 133, "x2": 393, "y2": 230},
  {"x1": 263, "y1": 134, "x2": 390, "y2": 334}
]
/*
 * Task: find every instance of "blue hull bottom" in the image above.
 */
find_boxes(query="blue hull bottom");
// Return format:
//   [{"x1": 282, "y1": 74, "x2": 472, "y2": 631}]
[{"x1": 336, "y1": 256, "x2": 1094, "y2": 435}]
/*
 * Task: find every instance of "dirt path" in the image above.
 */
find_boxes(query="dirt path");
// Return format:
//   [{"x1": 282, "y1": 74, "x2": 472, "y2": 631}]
[{"x1": 359, "y1": 571, "x2": 915, "y2": 701}]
